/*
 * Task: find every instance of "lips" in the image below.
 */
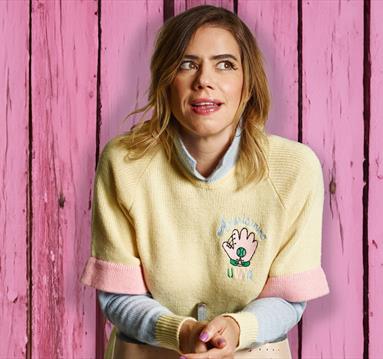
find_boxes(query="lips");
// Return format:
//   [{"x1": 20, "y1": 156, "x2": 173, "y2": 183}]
[
  {"x1": 190, "y1": 98, "x2": 223, "y2": 107},
  {"x1": 190, "y1": 98, "x2": 223, "y2": 115}
]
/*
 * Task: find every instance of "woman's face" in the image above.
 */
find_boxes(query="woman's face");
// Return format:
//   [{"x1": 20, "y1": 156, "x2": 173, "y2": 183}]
[{"x1": 169, "y1": 25, "x2": 243, "y2": 142}]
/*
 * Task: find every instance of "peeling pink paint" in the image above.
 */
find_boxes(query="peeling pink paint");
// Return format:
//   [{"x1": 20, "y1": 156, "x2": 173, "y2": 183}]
[
  {"x1": 0, "y1": 1, "x2": 29, "y2": 358},
  {"x1": 1, "y1": 1, "x2": 383, "y2": 358}
]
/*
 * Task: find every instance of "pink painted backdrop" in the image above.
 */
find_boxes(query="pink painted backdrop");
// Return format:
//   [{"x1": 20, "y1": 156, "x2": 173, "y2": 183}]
[{"x1": 1, "y1": 0, "x2": 382, "y2": 358}]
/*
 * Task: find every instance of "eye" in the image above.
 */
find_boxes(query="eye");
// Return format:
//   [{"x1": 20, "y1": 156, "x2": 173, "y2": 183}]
[
  {"x1": 217, "y1": 60, "x2": 237, "y2": 70},
  {"x1": 179, "y1": 61, "x2": 198, "y2": 70}
]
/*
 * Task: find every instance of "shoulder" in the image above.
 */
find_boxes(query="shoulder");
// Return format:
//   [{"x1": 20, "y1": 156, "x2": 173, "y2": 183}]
[
  {"x1": 266, "y1": 134, "x2": 324, "y2": 207},
  {"x1": 267, "y1": 134, "x2": 322, "y2": 171},
  {"x1": 98, "y1": 133, "x2": 160, "y2": 177},
  {"x1": 95, "y1": 134, "x2": 162, "y2": 208}
]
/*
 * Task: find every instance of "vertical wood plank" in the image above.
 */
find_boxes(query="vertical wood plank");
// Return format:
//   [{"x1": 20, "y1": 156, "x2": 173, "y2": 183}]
[
  {"x1": 302, "y1": 1, "x2": 364, "y2": 358},
  {"x1": 100, "y1": 0, "x2": 164, "y2": 143},
  {"x1": 99, "y1": 0, "x2": 164, "y2": 347},
  {"x1": 369, "y1": 0, "x2": 383, "y2": 357},
  {"x1": 175, "y1": 0, "x2": 233, "y2": 13},
  {"x1": 238, "y1": 0, "x2": 299, "y2": 140},
  {"x1": 31, "y1": 0, "x2": 98, "y2": 357},
  {"x1": 0, "y1": 1, "x2": 29, "y2": 357},
  {"x1": 237, "y1": 1, "x2": 300, "y2": 357}
]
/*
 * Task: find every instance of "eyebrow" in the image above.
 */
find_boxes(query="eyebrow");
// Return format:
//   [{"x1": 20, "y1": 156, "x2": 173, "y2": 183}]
[{"x1": 183, "y1": 54, "x2": 240, "y2": 62}]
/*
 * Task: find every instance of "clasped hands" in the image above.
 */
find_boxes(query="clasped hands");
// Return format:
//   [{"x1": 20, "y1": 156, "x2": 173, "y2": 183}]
[{"x1": 179, "y1": 316, "x2": 240, "y2": 359}]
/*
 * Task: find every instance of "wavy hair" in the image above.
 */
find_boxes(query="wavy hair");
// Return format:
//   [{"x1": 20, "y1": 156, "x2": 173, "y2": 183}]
[{"x1": 118, "y1": 5, "x2": 271, "y2": 190}]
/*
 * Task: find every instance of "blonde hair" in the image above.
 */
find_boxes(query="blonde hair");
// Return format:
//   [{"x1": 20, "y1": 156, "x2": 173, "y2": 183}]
[{"x1": 118, "y1": 5, "x2": 271, "y2": 190}]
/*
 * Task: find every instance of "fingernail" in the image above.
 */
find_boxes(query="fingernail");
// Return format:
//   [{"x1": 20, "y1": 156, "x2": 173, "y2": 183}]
[{"x1": 199, "y1": 331, "x2": 209, "y2": 342}]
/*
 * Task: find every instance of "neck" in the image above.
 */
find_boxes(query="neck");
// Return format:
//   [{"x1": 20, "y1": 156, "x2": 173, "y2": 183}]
[{"x1": 178, "y1": 127, "x2": 235, "y2": 178}]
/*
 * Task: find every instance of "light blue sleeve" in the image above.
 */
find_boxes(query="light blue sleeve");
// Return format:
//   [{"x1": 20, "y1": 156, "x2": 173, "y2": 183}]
[
  {"x1": 98, "y1": 290, "x2": 306, "y2": 347},
  {"x1": 241, "y1": 297, "x2": 307, "y2": 347},
  {"x1": 97, "y1": 290, "x2": 172, "y2": 346}
]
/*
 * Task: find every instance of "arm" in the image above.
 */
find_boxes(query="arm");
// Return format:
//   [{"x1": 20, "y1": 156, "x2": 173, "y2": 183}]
[
  {"x1": 203, "y1": 298, "x2": 306, "y2": 351},
  {"x1": 98, "y1": 290, "x2": 197, "y2": 348},
  {"x1": 97, "y1": 290, "x2": 170, "y2": 346},
  {"x1": 98, "y1": 289, "x2": 306, "y2": 349},
  {"x1": 241, "y1": 297, "x2": 306, "y2": 347},
  {"x1": 183, "y1": 298, "x2": 307, "y2": 356}
]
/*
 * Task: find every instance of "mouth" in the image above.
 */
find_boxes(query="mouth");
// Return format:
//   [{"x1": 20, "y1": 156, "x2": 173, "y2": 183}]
[
  {"x1": 190, "y1": 101, "x2": 223, "y2": 115},
  {"x1": 190, "y1": 99, "x2": 223, "y2": 107}
]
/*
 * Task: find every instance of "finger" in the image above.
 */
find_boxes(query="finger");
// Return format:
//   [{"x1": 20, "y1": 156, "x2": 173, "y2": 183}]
[
  {"x1": 194, "y1": 340, "x2": 208, "y2": 353},
  {"x1": 209, "y1": 333, "x2": 226, "y2": 349},
  {"x1": 198, "y1": 318, "x2": 225, "y2": 343}
]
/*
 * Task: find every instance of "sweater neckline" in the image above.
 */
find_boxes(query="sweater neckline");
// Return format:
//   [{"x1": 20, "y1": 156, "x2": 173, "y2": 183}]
[
  {"x1": 172, "y1": 117, "x2": 244, "y2": 185},
  {"x1": 170, "y1": 151, "x2": 239, "y2": 191}
]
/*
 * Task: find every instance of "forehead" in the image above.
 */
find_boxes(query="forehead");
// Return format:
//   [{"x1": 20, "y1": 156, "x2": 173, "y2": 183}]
[{"x1": 185, "y1": 25, "x2": 241, "y2": 57}]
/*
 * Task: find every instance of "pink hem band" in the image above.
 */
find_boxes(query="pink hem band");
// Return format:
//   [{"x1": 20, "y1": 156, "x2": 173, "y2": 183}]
[
  {"x1": 258, "y1": 267, "x2": 330, "y2": 302},
  {"x1": 80, "y1": 257, "x2": 148, "y2": 294}
]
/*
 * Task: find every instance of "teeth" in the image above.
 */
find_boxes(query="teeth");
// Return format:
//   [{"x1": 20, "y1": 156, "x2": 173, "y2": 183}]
[{"x1": 193, "y1": 102, "x2": 217, "y2": 106}]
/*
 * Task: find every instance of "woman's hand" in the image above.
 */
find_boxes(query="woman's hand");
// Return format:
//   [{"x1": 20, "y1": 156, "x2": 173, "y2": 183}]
[
  {"x1": 179, "y1": 319, "x2": 211, "y2": 354},
  {"x1": 179, "y1": 315, "x2": 240, "y2": 359}
]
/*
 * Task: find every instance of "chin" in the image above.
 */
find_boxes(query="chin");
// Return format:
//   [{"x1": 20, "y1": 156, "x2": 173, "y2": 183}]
[{"x1": 193, "y1": 127, "x2": 230, "y2": 139}]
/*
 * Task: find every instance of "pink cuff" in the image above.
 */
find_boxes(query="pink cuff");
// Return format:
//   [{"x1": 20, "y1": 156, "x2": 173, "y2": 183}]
[
  {"x1": 80, "y1": 256, "x2": 148, "y2": 294},
  {"x1": 258, "y1": 267, "x2": 330, "y2": 301}
]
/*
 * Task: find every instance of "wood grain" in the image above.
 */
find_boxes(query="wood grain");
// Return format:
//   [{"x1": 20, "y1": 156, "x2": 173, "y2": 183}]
[
  {"x1": 302, "y1": 1, "x2": 364, "y2": 358},
  {"x1": 237, "y1": 1, "x2": 300, "y2": 356},
  {"x1": 369, "y1": 1, "x2": 383, "y2": 358},
  {"x1": 239, "y1": 0, "x2": 299, "y2": 141},
  {"x1": 0, "y1": 1, "x2": 29, "y2": 358},
  {"x1": 100, "y1": 0, "x2": 164, "y2": 143},
  {"x1": 31, "y1": 0, "x2": 98, "y2": 357},
  {"x1": 175, "y1": 0, "x2": 233, "y2": 13},
  {"x1": 1, "y1": 1, "x2": 382, "y2": 358},
  {"x1": 99, "y1": 0, "x2": 164, "y2": 351}
]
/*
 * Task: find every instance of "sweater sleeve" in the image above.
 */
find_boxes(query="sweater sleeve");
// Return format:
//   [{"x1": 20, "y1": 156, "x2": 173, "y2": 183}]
[
  {"x1": 98, "y1": 290, "x2": 196, "y2": 352},
  {"x1": 258, "y1": 151, "x2": 330, "y2": 302},
  {"x1": 222, "y1": 297, "x2": 306, "y2": 350},
  {"x1": 97, "y1": 290, "x2": 168, "y2": 346},
  {"x1": 98, "y1": 290, "x2": 305, "y2": 352},
  {"x1": 80, "y1": 140, "x2": 149, "y2": 294},
  {"x1": 244, "y1": 297, "x2": 306, "y2": 346}
]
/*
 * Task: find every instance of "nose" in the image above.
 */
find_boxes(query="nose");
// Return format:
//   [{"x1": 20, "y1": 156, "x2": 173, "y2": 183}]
[{"x1": 193, "y1": 64, "x2": 215, "y2": 90}]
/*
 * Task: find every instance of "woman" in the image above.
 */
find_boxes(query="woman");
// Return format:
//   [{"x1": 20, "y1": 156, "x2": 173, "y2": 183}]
[{"x1": 81, "y1": 5, "x2": 330, "y2": 359}]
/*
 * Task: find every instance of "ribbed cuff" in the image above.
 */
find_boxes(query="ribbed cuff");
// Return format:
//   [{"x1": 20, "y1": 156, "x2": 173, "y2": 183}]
[
  {"x1": 222, "y1": 312, "x2": 259, "y2": 351},
  {"x1": 155, "y1": 314, "x2": 197, "y2": 352}
]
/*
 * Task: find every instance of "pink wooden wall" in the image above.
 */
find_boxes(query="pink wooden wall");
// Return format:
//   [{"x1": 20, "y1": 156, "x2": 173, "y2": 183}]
[{"x1": 1, "y1": 0, "x2": 382, "y2": 358}]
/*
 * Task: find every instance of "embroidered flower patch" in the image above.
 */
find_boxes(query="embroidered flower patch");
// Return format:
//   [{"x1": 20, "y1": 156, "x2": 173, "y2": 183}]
[{"x1": 222, "y1": 227, "x2": 258, "y2": 267}]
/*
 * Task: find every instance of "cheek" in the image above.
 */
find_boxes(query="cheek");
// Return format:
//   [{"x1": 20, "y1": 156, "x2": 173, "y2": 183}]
[
  {"x1": 171, "y1": 81, "x2": 188, "y2": 106},
  {"x1": 172, "y1": 77, "x2": 190, "y2": 93},
  {"x1": 222, "y1": 78, "x2": 243, "y2": 103},
  {"x1": 170, "y1": 85, "x2": 182, "y2": 108}
]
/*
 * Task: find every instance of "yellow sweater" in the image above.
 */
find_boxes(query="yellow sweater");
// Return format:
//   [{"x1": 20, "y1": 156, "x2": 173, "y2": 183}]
[{"x1": 81, "y1": 133, "x2": 329, "y2": 351}]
